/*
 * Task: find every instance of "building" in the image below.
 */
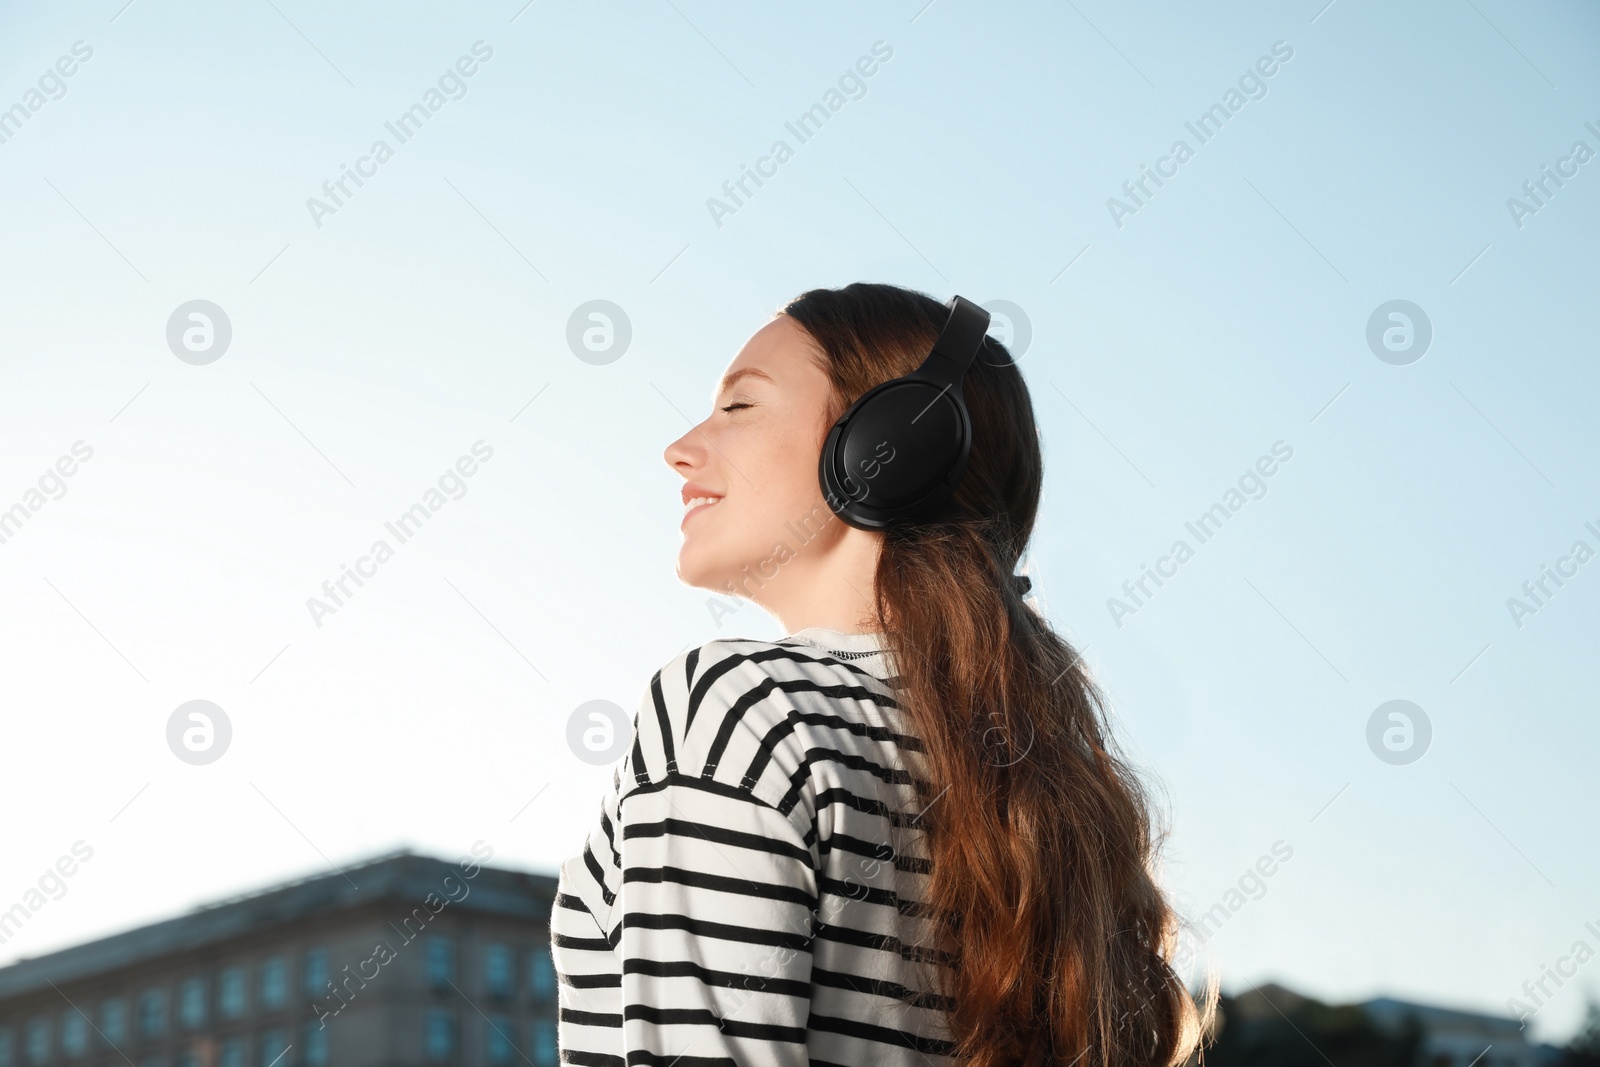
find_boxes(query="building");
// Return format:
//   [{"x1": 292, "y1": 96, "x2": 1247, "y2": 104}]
[
  {"x1": 1217, "y1": 981, "x2": 1561, "y2": 1067},
  {"x1": 0, "y1": 850, "x2": 559, "y2": 1067},
  {"x1": 1363, "y1": 995, "x2": 1547, "y2": 1067}
]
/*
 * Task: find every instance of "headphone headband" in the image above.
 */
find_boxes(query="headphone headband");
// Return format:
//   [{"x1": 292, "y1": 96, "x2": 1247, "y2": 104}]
[{"x1": 914, "y1": 295, "x2": 992, "y2": 391}]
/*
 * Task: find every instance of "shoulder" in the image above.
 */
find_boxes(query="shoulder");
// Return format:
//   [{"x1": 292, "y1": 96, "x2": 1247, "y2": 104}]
[{"x1": 618, "y1": 635, "x2": 877, "y2": 819}]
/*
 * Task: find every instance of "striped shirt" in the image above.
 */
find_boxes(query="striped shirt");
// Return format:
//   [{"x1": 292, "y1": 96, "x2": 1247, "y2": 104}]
[{"x1": 551, "y1": 626, "x2": 956, "y2": 1066}]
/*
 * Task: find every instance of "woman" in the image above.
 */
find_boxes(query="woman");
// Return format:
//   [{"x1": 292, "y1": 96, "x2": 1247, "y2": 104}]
[{"x1": 551, "y1": 282, "x2": 1214, "y2": 1066}]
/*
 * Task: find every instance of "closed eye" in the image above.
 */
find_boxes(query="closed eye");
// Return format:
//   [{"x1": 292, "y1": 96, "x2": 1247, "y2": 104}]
[{"x1": 719, "y1": 402, "x2": 752, "y2": 413}]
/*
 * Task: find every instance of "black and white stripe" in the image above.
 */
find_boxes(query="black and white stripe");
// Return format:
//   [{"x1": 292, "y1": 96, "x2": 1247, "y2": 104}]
[{"x1": 551, "y1": 627, "x2": 956, "y2": 1066}]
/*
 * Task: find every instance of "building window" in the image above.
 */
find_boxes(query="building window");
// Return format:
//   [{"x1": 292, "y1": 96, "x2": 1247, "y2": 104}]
[
  {"x1": 529, "y1": 1019, "x2": 557, "y2": 1067},
  {"x1": 486, "y1": 1016, "x2": 515, "y2": 1066},
  {"x1": 258, "y1": 1028, "x2": 288, "y2": 1067},
  {"x1": 301, "y1": 1022, "x2": 328, "y2": 1067},
  {"x1": 219, "y1": 967, "x2": 246, "y2": 1018},
  {"x1": 178, "y1": 977, "x2": 206, "y2": 1029},
  {"x1": 219, "y1": 1037, "x2": 245, "y2": 1067},
  {"x1": 98, "y1": 999, "x2": 126, "y2": 1044},
  {"x1": 137, "y1": 989, "x2": 165, "y2": 1038},
  {"x1": 425, "y1": 936, "x2": 455, "y2": 991},
  {"x1": 22, "y1": 1017, "x2": 48, "y2": 1065},
  {"x1": 527, "y1": 948, "x2": 556, "y2": 999},
  {"x1": 0, "y1": 1026, "x2": 12, "y2": 1067},
  {"x1": 59, "y1": 1011, "x2": 87, "y2": 1056},
  {"x1": 485, "y1": 944, "x2": 514, "y2": 998},
  {"x1": 260, "y1": 956, "x2": 287, "y2": 1009},
  {"x1": 302, "y1": 947, "x2": 329, "y2": 998},
  {"x1": 424, "y1": 1011, "x2": 457, "y2": 1061}
]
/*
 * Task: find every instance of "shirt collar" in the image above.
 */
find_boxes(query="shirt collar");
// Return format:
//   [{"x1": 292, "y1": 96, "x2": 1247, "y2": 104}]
[{"x1": 781, "y1": 627, "x2": 895, "y2": 682}]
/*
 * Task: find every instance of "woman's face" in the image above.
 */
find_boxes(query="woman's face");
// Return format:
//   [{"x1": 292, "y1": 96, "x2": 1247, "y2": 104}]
[{"x1": 663, "y1": 314, "x2": 849, "y2": 598}]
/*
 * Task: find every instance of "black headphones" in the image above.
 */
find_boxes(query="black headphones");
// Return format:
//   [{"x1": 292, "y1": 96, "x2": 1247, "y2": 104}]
[{"x1": 818, "y1": 295, "x2": 992, "y2": 530}]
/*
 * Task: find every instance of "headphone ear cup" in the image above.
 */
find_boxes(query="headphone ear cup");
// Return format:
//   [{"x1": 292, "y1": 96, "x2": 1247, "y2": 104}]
[{"x1": 820, "y1": 378, "x2": 973, "y2": 530}]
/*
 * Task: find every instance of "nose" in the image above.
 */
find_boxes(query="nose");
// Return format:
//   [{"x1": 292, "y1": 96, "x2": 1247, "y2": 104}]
[{"x1": 663, "y1": 419, "x2": 708, "y2": 478}]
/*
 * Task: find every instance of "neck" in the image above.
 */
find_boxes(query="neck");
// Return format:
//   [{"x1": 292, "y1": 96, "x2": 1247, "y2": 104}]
[{"x1": 750, "y1": 523, "x2": 883, "y2": 634}]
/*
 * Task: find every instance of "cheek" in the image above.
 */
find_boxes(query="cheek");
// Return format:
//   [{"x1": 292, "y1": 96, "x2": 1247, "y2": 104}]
[
  {"x1": 766, "y1": 429, "x2": 827, "y2": 513},
  {"x1": 713, "y1": 408, "x2": 831, "y2": 535},
  {"x1": 743, "y1": 416, "x2": 819, "y2": 482},
  {"x1": 732, "y1": 478, "x2": 810, "y2": 540}
]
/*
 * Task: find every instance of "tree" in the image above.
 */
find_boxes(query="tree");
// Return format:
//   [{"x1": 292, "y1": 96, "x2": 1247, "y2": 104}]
[{"x1": 1560, "y1": 996, "x2": 1600, "y2": 1067}]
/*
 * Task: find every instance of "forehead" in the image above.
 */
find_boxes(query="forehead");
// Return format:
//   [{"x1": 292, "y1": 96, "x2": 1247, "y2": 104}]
[{"x1": 715, "y1": 315, "x2": 822, "y2": 396}]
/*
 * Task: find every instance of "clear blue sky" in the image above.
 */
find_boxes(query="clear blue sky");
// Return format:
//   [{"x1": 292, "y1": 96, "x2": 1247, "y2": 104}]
[{"x1": 1, "y1": 0, "x2": 1596, "y2": 1044}]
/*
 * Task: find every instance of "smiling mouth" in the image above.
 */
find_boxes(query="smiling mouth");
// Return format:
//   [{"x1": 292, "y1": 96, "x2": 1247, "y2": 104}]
[{"x1": 683, "y1": 496, "x2": 723, "y2": 523}]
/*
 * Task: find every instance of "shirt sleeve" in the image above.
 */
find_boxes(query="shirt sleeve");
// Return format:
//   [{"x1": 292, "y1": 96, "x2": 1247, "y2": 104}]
[{"x1": 616, "y1": 775, "x2": 818, "y2": 1066}]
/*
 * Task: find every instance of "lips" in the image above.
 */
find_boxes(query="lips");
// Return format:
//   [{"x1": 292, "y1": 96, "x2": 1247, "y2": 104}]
[
  {"x1": 680, "y1": 484, "x2": 724, "y2": 528},
  {"x1": 681, "y1": 482, "x2": 723, "y2": 507},
  {"x1": 683, "y1": 498, "x2": 721, "y2": 524}
]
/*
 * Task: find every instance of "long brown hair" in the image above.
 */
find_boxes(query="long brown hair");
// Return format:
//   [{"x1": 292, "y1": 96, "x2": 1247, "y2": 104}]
[{"x1": 783, "y1": 282, "x2": 1217, "y2": 1067}]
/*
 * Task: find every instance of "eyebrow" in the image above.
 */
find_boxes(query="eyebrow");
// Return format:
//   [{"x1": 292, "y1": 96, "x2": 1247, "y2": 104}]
[{"x1": 714, "y1": 367, "x2": 777, "y2": 398}]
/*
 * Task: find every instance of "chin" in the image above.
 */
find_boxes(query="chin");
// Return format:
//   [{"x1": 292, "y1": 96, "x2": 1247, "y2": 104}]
[
  {"x1": 677, "y1": 532, "x2": 769, "y2": 597},
  {"x1": 675, "y1": 543, "x2": 730, "y2": 593}
]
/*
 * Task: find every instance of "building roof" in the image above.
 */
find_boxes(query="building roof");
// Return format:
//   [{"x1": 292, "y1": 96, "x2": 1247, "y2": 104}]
[
  {"x1": 1227, "y1": 981, "x2": 1318, "y2": 1022},
  {"x1": 1360, "y1": 995, "x2": 1528, "y2": 1039},
  {"x1": 0, "y1": 850, "x2": 556, "y2": 1001},
  {"x1": 1229, "y1": 983, "x2": 1530, "y2": 1042}
]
